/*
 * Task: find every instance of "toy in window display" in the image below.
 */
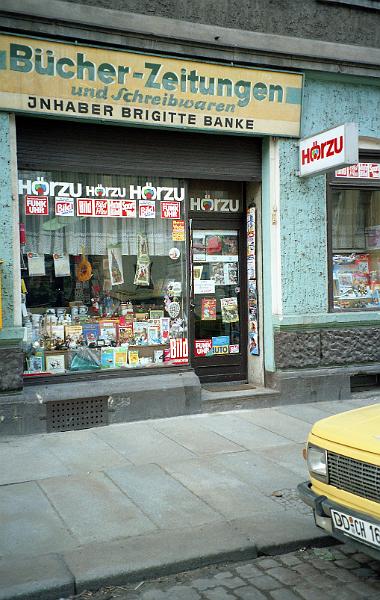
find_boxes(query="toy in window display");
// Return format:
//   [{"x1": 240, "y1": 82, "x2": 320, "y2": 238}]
[{"x1": 76, "y1": 248, "x2": 92, "y2": 282}]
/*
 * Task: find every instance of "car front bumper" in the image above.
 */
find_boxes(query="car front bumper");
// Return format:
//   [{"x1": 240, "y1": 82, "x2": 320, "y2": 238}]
[{"x1": 298, "y1": 481, "x2": 380, "y2": 560}]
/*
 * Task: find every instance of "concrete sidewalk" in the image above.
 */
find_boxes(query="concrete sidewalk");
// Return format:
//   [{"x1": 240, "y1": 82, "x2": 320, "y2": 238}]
[{"x1": 0, "y1": 393, "x2": 377, "y2": 600}]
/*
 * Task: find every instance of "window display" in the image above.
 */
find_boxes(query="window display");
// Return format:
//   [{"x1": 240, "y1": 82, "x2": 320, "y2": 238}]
[
  {"x1": 331, "y1": 182, "x2": 380, "y2": 310},
  {"x1": 19, "y1": 171, "x2": 188, "y2": 376},
  {"x1": 192, "y1": 229, "x2": 241, "y2": 356}
]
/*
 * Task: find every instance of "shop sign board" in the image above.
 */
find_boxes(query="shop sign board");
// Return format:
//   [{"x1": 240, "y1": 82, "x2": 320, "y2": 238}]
[
  {"x1": 190, "y1": 197, "x2": 240, "y2": 213},
  {"x1": 0, "y1": 34, "x2": 303, "y2": 137},
  {"x1": 299, "y1": 123, "x2": 358, "y2": 177},
  {"x1": 335, "y1": 163, "x2": 380, "y2": 179}
]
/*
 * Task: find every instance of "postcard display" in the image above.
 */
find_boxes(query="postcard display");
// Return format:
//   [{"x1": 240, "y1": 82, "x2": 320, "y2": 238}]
[
  {"x1": 193, "y1": 229, "x2": 240, "y2": 358},
  {"x1": 333, "y1": 252, "x2": 380, "y2": 310},
  {"x1": 20, "y1": 174, "x2": 189, "y2": 376},
  {"x1": 247, "y1": 206, "x2": 259, "y2": 355}
]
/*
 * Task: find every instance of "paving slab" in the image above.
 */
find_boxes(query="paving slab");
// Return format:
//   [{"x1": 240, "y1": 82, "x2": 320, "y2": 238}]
[
  {"x1": 197, "y1": 413, "x2": 292, "y2": 450},
  {"x1": 0, "y1": 399, "x2": 365, "y2": 599},
  {"x1": 106, "y1": 463, "x2": 221, "y2": 528},
  {"x1": 0, "y1": 436, "x2": 70, "y2": 485},
  {"x1": 0, "y1": 554, "x2": 74, "y2": 600},
  {"x1": 63, "y1": 520, "x2": 259, "y2": 593},
  {"x1": 255, "y1": 443, "x2": 308, "y2": 478},
  {"x1": 276, "y1": 404, "x2": 334, "y2": 425},
  {"x1": 213, "y1": 450, "x2": 303, "y2": 493},
  {"x1": 316, "y1": 400, "x2": 364, "y2": 415},
  {"x1": 43, "y1": 428, "x2": 130, "y2": 472},
  {"x1": 164, "y1": 456, "x2": 284, "y2": 519},
  {"x1": 39, "y1": 472, "x2": 157, "y2": 544},
  {"x1": 239, "y1": 512, "x2": 334, "y2": 555},
  {"x1": 0, "y1": 481, "x2": 76, "y2": 558},
  {"x1": 238, "y1": 410, "x2": 311, "y2": 444},
  {"x1": 152, "y1": 418, "x2": 245, "y2": 456},
  {"x1": 94, "y1": 422, "x2": 196, "y2": 465}
]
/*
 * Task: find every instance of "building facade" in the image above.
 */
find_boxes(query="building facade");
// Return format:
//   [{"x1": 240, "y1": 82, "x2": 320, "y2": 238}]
[{"x1": 0, "y1": 0, "x2": 379, "y2": 434}]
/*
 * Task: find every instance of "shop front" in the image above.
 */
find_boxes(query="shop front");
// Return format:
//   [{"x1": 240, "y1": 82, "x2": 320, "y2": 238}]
[
  {"x1": 0, "y1": 32, "x2": 302, "y2": 433},
  {"x1": 16, "y1": 116, "x2": 262, "y2": 387}
]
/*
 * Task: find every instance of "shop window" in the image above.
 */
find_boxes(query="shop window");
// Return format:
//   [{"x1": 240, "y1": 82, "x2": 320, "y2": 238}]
[
  {"x1": 19, "y1": 171, "x2": 188, "y2": 376},
  {"x1": 329, "y1": 162, "x2": 380, "y2": 310}
]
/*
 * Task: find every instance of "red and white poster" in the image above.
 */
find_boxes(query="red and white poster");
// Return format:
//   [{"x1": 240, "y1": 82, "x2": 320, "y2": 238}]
[
  {"x1": 139, "y1": 200, "x2": 156, "y2": 218},
  {"x1": 167, "y1": 337, "x2": 189, "y2": 364},
  {"x1": 25, "y1": 195, "x2": 49, "y2": 216},
  {"x1": 335, "y1": 163, "x2": 380, "y2": 179},
  {"x1": 77, "y1": 198, "x2": 93, "y2": 216},
  {"x1": 94, "y1": 198, "x2": 109, "y2": 217},
  {"x1": 77, "y1": 198, "x2": 138, "y2": 218},
  {"x1": 161, "y1": 201, "x2": 181, "y2": 219},
  {"x1": 194, "y1": 339, "x2": 212, "y2": 357},
  {"x1": 55, "y1": 197, "x2": 74, "y2": 217},
  {"x1": 108, "y1": 199, "x2": 123, "y2": 217},
  {"x1": 121, "y1": 200, "x2": 137, "y2": 218}
]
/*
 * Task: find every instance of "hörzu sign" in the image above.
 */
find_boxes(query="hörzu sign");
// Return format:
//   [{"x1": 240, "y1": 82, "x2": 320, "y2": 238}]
[
  {"x1": 18, "y1": 178, "x2": 185, "y2": 200},
  {"x1": 299, "y1": 123, "x2": 358, "y2": 177},
  {"x1": 0, "y1": 34, "x2": 303, "y2": 136},
  {"x1": 190, "y1": 196, "x2": 240, "y2": 212}
]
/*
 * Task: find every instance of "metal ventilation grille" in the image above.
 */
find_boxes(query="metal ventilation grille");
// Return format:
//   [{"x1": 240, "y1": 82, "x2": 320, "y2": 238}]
[
  {"x1": 46, "y1": 398, "x2": 108, "y2": 432},
  {"x1": 327, "y1": 451, "x2": 380, "y2": 504}
]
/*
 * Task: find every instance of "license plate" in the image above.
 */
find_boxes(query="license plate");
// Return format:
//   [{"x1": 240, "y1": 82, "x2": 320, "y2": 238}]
[{"x1": 331, "y1": 508, "x2": 380, "y2": 548}]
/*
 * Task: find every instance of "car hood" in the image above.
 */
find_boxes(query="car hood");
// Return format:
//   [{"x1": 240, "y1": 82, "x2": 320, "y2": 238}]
[{"x1": 311, "y1": 403, "x2": 380, "y2": 455}]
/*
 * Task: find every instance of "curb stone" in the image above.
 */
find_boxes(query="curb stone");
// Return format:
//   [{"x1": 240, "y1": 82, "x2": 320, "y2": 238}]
[{"x1": 0, "y1": 515, "x2": 335, "y2": 599}]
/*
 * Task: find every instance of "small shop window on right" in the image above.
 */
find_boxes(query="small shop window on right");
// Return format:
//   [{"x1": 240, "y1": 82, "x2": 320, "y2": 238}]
[{"x1": 329, "y1": 160, "x2": 380, "y2": 311}]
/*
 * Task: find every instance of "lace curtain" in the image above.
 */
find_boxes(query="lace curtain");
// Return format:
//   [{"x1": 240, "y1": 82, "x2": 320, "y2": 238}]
[
  {"x1": 332, "y1": 189, "x2": 380, "y2": 251},
  {"x1": 20, "y1": 171, "x2": 184, "y2": 257}
]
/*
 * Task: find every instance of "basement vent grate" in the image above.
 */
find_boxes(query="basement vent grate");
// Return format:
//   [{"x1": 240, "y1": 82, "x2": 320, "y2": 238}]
[{"x1": 46, "y1": 397, "x2": 109, "y2": 432}]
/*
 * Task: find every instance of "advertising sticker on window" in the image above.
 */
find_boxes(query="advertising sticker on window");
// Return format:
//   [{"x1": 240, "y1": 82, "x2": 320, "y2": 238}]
[
  {"x1": 167, "y1": 338, "x2": 189, "y2": 364},
  {"x1": 194, "y1": 339, "x2": 213, "y2": 357},
  {"x1": 55, "y1": 198, "x2": 74, "y2": 217},
  {"x1": 25, "y1": 195, "x2": 49, "y2": 215},
  {"x1": 172, "y1": 219, "x2": 185, "y2": 241},
  {"x1": 212, "y1": 335, "x2": 230, "y2": 355},
  {"x1": 139, "y1": 200, "x2": 156, "y2": 218},
  {"x1": 121, "y1": 200, "x2": 137, "y2": 218},
  {"x1": 161, "y1": 201, "x2": 181, "y2": 219},
  {"x1": 77, "y1": 198, "x2": 93, "y2": 216}
]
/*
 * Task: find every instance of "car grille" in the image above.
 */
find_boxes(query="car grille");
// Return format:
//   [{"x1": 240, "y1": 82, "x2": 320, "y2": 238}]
[{"x1": 327, "y1": 451, "x2": 380, "y2": 504}]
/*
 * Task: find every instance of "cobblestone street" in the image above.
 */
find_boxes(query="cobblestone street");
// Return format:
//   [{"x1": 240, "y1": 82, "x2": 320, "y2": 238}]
[{"x1": 64, "y1": 544, "x2": 380, "y2": 600}]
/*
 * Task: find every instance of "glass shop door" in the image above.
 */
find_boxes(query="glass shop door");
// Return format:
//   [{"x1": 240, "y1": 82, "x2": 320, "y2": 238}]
[{"x1": 190, "y1": 219, "x2": 247, "y2": 383}]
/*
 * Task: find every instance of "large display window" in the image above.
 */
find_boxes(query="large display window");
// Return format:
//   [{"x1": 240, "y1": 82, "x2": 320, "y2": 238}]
[
  {"x1": 19, "y1": 171, "x2": 188, "y2": 376},
  {"x1": 329, "y1": 162, "x2": 380, "y2": 311}
]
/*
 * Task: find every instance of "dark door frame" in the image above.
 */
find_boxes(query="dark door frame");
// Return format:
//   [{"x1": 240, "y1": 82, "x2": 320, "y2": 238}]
[{"x1": 188, "y1": 210, "x2": 248, "y2": 383}]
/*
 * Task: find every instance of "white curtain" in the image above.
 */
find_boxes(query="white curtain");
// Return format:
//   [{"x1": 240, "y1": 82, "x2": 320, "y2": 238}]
[{"x1": 20, "y1": 171, "x2": 184, "y2": 257}]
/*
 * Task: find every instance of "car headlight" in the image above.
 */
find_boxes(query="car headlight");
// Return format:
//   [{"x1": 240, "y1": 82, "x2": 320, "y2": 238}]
[{"x1": 307, "y1": 444, "x2": 328, "y2": 483}]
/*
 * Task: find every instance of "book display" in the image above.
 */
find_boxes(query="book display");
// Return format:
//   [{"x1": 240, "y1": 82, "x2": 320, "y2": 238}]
[{"x1": 23, "y1": 300, "x2": 183, "y2": 374}]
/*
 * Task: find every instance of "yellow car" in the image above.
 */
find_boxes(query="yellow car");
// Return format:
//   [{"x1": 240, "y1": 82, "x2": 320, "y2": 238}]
[{"x1": 298, "y1": 403, "x2": 380, "y2": 559}]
